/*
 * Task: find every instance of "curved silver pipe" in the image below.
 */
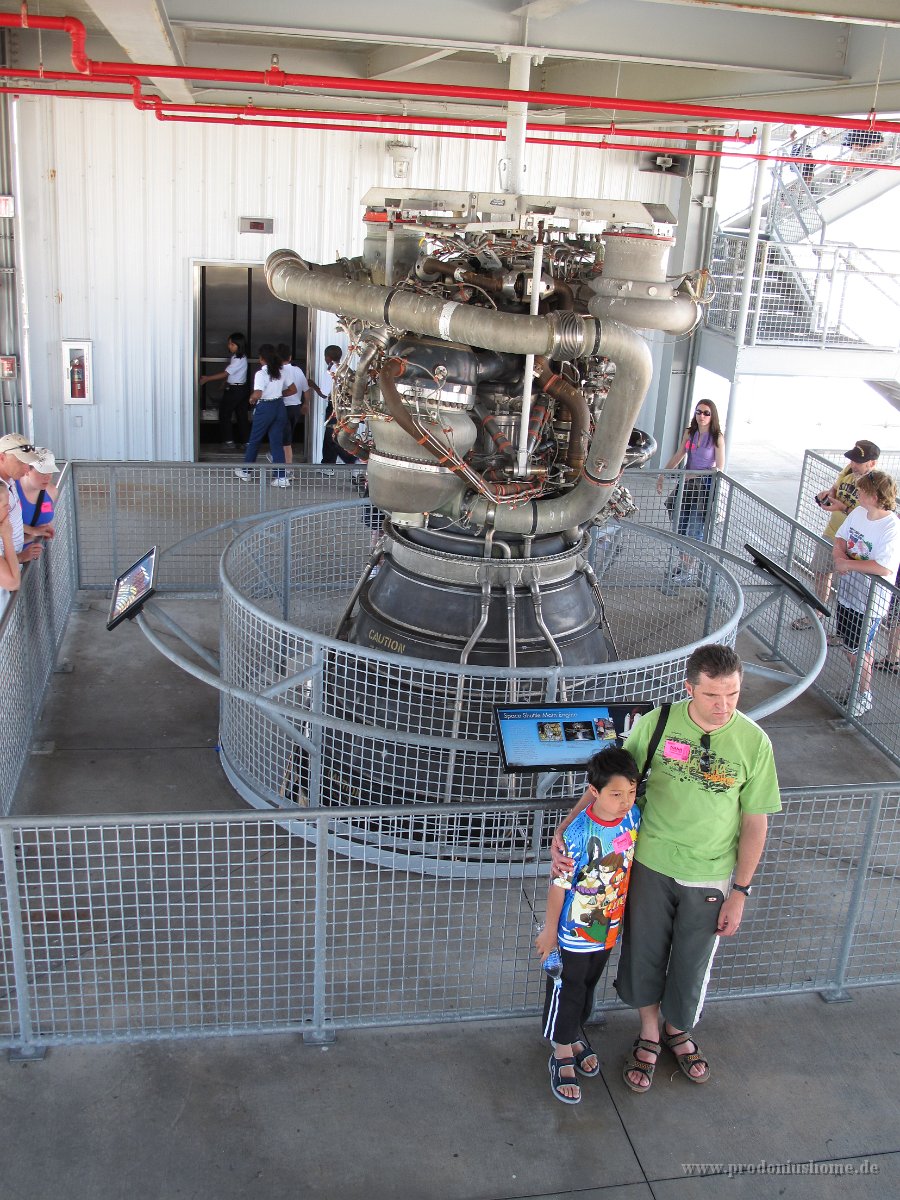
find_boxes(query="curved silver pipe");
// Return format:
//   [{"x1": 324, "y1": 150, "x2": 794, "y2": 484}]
[
  {"x1": 588, "y1": 293, "x2": 700, "y2": 334},
  {"x1": 266, "y1": 250, "x2": 602, "y2": 361}
]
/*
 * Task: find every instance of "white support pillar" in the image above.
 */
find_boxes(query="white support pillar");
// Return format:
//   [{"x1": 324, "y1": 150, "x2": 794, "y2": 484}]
[
  {"x1": 724, "y1": 123, "x2": 771, "y2": 470},
  {"x1": 500, "y1": 51, "x2": 530, "y2": 195}
]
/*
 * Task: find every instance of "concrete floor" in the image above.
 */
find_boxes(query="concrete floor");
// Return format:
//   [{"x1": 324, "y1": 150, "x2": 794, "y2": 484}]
[
  {"x1": 6, "y1": 586, "x2": 899, "y2": 1200},
  {"x1": 1, "y1": 990, "x2": 897, "y2": 1200}
]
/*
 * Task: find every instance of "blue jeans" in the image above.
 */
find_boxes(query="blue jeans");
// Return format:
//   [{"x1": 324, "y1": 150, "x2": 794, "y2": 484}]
[
  {"x1": 675, "y1": 476, "x2": 712, "y2": 541},
  {"x1": 244, "y1": 400, "x2": 287, "y2": 470}
]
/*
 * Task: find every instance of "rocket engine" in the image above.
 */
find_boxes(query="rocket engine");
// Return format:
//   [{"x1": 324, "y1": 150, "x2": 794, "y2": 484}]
[{"x1": 266, "y1": 189, "x2": 705, "y2": 667}]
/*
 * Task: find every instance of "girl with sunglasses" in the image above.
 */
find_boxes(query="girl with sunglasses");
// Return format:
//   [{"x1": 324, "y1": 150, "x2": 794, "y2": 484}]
[{"x1": 657, "y1": 400, "x2": 725, "y2": 575}]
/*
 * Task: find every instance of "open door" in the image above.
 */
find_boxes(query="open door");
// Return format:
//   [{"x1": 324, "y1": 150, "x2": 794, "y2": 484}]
[{"x1": 194, "y1": 262, "x2": 312, "y2": 461}]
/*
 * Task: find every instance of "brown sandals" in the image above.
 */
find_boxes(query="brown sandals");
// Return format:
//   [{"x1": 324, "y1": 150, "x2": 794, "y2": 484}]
[
  {"x1": 662, "y1": 1028, "x2": 711, "y2": 1084},
  {"x1": 622, "y1": 1037, "x2": 661, "y2": 1093}
]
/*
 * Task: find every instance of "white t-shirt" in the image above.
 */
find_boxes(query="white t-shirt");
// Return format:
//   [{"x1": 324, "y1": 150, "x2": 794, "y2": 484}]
[
  {"x1": 835, "y1": 508, "x2": 900, "y2": 617},
  {"x1": 225, "y1": 355, "x2": 248, "y2": 386},
  {"x1": 282, "y1": 363, "x2": 308, "y2": 407},
  {"x1": 253, "y1": 367, "x2": 286, "y2": 401},
  {"x1": 3, "y1": 477, "x2": 23, "y2": 552}
]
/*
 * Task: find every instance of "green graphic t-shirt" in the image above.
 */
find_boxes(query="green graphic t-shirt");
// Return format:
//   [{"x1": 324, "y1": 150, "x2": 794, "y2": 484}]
[{"x1": 623, "y1": 700, "x2": 781, "y2": 881}]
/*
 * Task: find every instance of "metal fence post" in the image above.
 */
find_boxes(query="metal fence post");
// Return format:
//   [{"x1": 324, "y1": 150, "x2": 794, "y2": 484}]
[
  {"x1": 0, "y1": 826, "x2": 44, "y2": 1060},
  {"x1": 821, "y1": 787, "x2": 885, "y2": 1003},
  {"x1": 303, "y1": 808, "x2": 335, "y2": 1044}
]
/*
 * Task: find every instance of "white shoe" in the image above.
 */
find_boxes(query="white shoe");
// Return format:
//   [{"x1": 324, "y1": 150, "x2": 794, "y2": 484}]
[
  {"x1": 234, "y1": 468, "x2": 252, "y2": 481},
  {"x1": 850, "y1": 691, "x2": 873, "y2": 718},
  {"x1": 270, "y1": 477, "x2": 289, "y2": 488},
  {"x1": 316, "y1": 468, "x2": 335, "y2": 477}
]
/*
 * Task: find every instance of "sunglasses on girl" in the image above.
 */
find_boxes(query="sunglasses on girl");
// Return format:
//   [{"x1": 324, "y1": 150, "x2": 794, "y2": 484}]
[{"x1": 695, "y1": 408, "x2": 712, "y2": 417}]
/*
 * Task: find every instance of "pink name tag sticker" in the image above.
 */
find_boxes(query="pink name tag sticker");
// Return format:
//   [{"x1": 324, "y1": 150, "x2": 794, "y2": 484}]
[
  {"x1": 613, "y1": 830, "x2": 633, "y2": 853},
  {"x1": 663, "y1": 739, "x2": 691, "y2": 762}
]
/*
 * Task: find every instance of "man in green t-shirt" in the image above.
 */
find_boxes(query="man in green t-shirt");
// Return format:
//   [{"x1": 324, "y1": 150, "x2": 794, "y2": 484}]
[{"x1": 551, "y1": 644, "x2": 781, "y2": 1092}]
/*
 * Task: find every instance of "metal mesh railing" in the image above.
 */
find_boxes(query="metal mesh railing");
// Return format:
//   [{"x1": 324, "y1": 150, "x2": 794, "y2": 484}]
[
  {"x1": 0, "y1": 459, "x2": 897, "y2": 1048},
  {"x1": 706, "y1": 233, "x2": 900, "y2": 351},
  {"x1": 0, "y1": 466, "x2": 78, "y2": 816},
  {"x1": 0, "y1": 784, "x2": 896, "y2": 1050},
  {"x1": 217, "y1": 503, "x2": 743, "y2": 813},
  {"x1": 72, "y1": 462, "x2": 366, "y2": 591}
]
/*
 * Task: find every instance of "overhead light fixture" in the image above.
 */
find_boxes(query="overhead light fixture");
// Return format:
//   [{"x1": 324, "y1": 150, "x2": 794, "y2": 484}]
[{"x1": 387, "y1": 141, "x2": 416, "y2": 180}]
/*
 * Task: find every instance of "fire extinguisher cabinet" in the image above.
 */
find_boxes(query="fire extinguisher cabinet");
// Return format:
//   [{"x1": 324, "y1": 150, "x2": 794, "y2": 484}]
[{"x1": 62, "y1": 340, "x2": 93, "y2": 405}]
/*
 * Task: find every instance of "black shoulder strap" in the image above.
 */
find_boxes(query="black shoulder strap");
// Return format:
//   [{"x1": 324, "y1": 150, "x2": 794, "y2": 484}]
[{"x1": 640, "y1": 703, "x2": 671, "y2": 784}]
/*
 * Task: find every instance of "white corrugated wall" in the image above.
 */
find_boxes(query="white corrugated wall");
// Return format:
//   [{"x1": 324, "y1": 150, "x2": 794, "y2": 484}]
[{"x1": 13, "y1": 96, "x2": 679, "y2": 461}]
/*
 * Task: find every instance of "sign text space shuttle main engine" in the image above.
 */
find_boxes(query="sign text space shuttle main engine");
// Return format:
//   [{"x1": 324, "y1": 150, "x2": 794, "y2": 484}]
[{"x1": 266, "y1": 191, "x2": 704, "y2": 667}]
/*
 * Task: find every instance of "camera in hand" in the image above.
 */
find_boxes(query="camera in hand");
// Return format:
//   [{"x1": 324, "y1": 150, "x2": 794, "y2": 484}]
[{"x1": 814, "y1": 493, "x2": 830, "y2": 508}]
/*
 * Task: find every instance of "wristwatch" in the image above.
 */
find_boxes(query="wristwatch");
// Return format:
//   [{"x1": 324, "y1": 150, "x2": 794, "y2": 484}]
[{"x1": 732, "y1": 882, "x2": 752, "y2": 897}]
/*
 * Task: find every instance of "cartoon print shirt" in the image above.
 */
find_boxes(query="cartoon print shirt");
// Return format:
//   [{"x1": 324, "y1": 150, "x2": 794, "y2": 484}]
[
  {"x1": 823, "y1": 465, "x2": 859, "y2": 541},
  {"x1": 834, "y1": 507, "x2": 900, "y2": 618},
  {"x1": 556, "y1": 805, "x2": 640, "y2": 954},
  {"x1": 624, "y1": 700, "x2": 781, "y2": 882}
]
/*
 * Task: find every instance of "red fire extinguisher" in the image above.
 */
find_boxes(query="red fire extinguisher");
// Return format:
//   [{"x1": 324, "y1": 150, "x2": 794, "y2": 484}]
[{"x1": 70, "y1": 355, "x2": 86, "y2": 400}]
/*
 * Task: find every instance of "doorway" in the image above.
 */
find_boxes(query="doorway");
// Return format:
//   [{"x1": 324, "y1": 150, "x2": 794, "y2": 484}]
[{"x1": 194, "y1": 262, "x2": 312, "y2": 461}]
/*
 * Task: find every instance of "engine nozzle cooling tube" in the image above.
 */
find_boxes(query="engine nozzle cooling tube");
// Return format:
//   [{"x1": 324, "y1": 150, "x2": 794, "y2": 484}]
[{"x1": 533, "y1": 357, "x2": 590, "y2": 475}]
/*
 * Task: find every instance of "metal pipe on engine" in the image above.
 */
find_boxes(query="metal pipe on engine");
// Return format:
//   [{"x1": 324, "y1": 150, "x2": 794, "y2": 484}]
[{"x1": 265, "y1": 250, "x2": 602, "y2": 360}]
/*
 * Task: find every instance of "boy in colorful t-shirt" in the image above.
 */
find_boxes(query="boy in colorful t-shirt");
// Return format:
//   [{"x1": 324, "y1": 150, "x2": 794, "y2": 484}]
[{"x1": 535, "y1": 747, "x2": 640, "y2": 1104}]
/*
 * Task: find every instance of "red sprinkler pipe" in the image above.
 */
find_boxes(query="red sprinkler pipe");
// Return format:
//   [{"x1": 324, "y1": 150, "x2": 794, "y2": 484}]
[
  {"x1": 0, "y1": 66, "x2": 751, "y2": 143},
  {"x1": 3, "y1": 9, "x2": 900, "y2": 138},
  {"x1": 6, "y1": 75, "x2": 897, "y2": 172},
  {"x1": 0, "y1": 66, "x2": 751, "y2": 144}
]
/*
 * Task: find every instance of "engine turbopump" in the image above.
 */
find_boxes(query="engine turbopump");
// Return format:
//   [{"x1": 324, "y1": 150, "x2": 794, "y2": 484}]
[{"x1": 265, "y1": 189, "x2": 703, "y2": 666}]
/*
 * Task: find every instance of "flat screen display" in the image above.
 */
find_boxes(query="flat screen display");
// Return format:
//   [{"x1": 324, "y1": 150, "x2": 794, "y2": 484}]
[
  {"x1": 107, "y1": 546, "x2": 157, "y2": 631},
  {"x1": 493, "y1": 701, "x2": 652, "y2": 773},
  {"x1": 744, "y1": 542, "x2": 831, "y2": 617}
]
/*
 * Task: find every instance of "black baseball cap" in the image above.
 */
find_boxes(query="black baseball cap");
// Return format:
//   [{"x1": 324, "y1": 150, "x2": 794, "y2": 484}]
[{"x1": 844, "y1": 439, "x2": 880, "y2": 464}]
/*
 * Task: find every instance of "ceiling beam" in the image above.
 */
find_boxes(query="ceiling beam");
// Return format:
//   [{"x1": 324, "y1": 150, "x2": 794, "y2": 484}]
[
  {"x1": 82, "y1": 0, "x2": 195, "y2": 104},
  {"x1": 367, "y1": 46, "x2": 457, "y2": 81},
  {"x1": 634, "y1": 1, "x2": 900, "y2": 28}
]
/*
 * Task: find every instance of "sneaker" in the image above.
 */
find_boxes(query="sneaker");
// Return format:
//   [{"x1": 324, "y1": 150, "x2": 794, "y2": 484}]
[
  {"x1": 826, "y1": 633, "x2": 844, "y2": 647},
  {"x1": 316, "y1": 467, "x2": 335, "y2": 477},
  {"x1": 234, "y1": 468, "x2": 252, "y2": 481},
  {"x1": 791, "y1": 615, "x2": 813, "y2": 631},
  {"x1": 270, "y1": 477, "x2": 289, "y2": 488},
  {"x1": 223, "y1": 440, "x2": 237, "y2": 449},
  {"x1": 850, "y1": 691, "x2": 874, "y2": 718}
]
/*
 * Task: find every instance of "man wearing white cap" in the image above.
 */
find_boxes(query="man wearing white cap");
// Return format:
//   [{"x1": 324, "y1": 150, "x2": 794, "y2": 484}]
[{"x1": 0, "y1": 433, "x2": 40, "y2": 561}]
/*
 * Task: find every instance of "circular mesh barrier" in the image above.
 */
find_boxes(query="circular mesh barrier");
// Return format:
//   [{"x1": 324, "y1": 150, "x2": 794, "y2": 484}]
[{"x1": 218, "y1": 501, "x2": 742, "y2": 819}]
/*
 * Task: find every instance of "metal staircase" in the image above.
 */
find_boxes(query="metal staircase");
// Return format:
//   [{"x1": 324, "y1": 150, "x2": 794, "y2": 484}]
[
  {"x1": 706, "y1": 234, "x2": 900, "y2": 351},
  {"x1": 724, "y1": 127, "x2": 900, "y2": 242},
  {"x1": 705, "y1": 128, "x2": 900, "y2": 365}
]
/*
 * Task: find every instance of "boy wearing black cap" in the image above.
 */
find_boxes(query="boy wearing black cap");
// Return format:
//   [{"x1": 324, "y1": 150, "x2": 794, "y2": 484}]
[{"x1": 793, "y1": 439, "x2": 880, "y2": 633}]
